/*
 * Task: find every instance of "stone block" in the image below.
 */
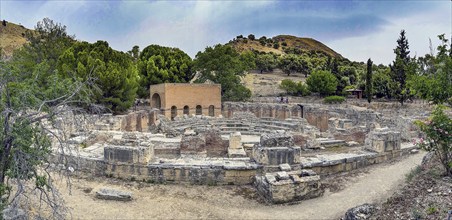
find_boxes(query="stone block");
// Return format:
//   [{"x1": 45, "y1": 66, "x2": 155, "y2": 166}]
[
  {"x1": 365, "y1": 129, "x2": 401, "y2": 153},
  {"x1": 279, "y1": 163, "x2": 291, "y2": 171},
  {"x1": 95, "y1": 188, "x2": 133, "y2": 201},
  {"x1": 260, "y1": 132, "x2": 294, "y2": 148},
  {"x1": 104, "y1": 145, "x2": 153, "y2": 165},
  {"x1": 180, "y1": 134, "x2": 206, "y2": 154},
  {"x1": 205, "y1": 130, "x2": 228, "y2": 157},
  {"x1": 229, "y1": 132, "x2": 242, "y2": 149}
]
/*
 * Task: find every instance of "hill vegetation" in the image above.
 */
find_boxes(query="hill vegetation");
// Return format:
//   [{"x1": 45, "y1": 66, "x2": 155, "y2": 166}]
[{"x1": 228, "y1": 34, "x2": 342, "y2": 58}]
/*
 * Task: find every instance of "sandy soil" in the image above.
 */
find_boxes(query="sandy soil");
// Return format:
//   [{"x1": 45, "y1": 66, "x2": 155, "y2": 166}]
[{"x1": 56, "y1": 152, "x2": 425, "y2": 219}]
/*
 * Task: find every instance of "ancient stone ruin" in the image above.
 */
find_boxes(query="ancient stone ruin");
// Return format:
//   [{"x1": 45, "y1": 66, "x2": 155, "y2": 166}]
[{"x1": 51, "y1": 99, "x2": 427, "y2": 204}]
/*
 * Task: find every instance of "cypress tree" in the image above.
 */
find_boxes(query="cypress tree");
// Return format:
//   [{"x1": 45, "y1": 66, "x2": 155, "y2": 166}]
[{"x1": 366, "y1": 58, "x2": 373, "y2": 103}]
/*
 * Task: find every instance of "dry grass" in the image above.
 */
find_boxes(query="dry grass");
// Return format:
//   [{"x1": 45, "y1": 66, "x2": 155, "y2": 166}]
[{"x1": 0, "y1": 21, "x2": 30, "y2": 58}]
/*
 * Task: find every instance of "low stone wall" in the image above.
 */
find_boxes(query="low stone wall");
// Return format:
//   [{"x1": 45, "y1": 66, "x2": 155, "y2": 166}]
[
  {"x1": 301, "y1": 147, "x2": 416, "y2": 176},
  {"x1": 105, "y1": 163, "x2": 260, "y2": 185},
  {"x1": 255, "y1": 169, "x2": 324, "y2": 204}
]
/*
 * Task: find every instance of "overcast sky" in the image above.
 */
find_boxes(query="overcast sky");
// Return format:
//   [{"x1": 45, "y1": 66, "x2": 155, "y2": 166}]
[{"x1": 1, "y1": 0, "x2": 451, "y2": 65}]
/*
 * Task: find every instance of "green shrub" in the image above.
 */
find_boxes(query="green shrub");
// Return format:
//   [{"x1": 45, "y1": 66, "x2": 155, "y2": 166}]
[
  {"x1": 279, "y1": 79, "x2": 310, "y2": 96},
  {"x1": 324, "y1": 95, "x2": 345, "y2": 104}
]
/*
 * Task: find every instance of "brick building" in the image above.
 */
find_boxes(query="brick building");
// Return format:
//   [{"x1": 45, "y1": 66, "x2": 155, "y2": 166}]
[{"x1": 150, "y1": 83, "x2": 222, "y2": 119}]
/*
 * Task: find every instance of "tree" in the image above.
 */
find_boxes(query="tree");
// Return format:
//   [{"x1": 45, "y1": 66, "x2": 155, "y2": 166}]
[
  {"x1": 255, "y1": 54, "x2": 277, "y2": 73},
  {"x1": 415, "y1": 105, "x2": 452, "y2": 177},
  {"x1": 58, "y1": 41, "x2": 138, "y2": 114},
  {"x1": 137, "y1": 45, "x2": 194, "y2": 98},
  {"x1": 411, "y1": 34, "x2": 452, "y2": 105},
  {"x1": 1, "y1": 21, "x2": 94, "y2": 216},
  {"x1": 278, "y1": 54, "x2": 309, "y2": 76},
  {"x1": 366, "y1": 58, "x2": 373, "y2": 103},
  {"x1": 11, "y1": 18, "x2": 75, "y2": 83},
  {"x1": 128, "y1": 45, "x2": 140, "y2": 61},
  {"x1": 372, "y1": 69, "x2": 392, "y2": 98},
  {"x1": 390, "y1": 30, "x2": 412, "y2": 105},
  {"x1": 306, "y1": 69, "x2": 338, "y2": 96},
  {"x1": 248, "y1": 34, "x2": 255, "y2": 41},
  {"x1": 193, "y1": 44, "x2": 251, "y2": 101}
]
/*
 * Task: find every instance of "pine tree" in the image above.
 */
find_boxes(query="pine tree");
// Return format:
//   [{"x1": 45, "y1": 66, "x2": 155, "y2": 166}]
[{"x1": 366, "y1": 58, "x2": 373, "y2": 103}]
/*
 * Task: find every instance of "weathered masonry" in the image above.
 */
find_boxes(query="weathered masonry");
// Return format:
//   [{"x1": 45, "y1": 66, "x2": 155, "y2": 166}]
[{"x1": 150, "y1": 83, "x2": 221, "y2": 119}]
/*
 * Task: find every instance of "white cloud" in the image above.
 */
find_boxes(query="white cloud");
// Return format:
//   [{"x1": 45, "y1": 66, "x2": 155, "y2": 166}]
[{"x1": 328, "y1": 4, "x2": 450, "y2": 65}]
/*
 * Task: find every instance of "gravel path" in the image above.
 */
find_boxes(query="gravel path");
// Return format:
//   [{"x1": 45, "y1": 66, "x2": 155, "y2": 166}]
[{"x1": 60, "y1": 152, "x2": 425, "y2": 219}]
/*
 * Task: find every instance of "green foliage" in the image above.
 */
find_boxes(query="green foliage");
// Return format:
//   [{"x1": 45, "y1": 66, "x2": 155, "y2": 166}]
[
  {"x1": 372, "y1": 68, "x2": 392, "y2": 98},
  {"x1": 194, "y1": 44, "x2": 251, "y2": 101},
  {"x1": 414, "y1": 105, "x2": 452, "y2": 177},
  {"x1": 248, "y1": 34, "x2": 255, "y2": 41},
  {"x1": 278, "y1": 54, "x2": 309, "y2": 76},
  {"x1": 281, "y1": 42, "x2": 287, "y2": 47},
  {"x1": 279, "y1": 79, "x2": 310, "y2": 96},
  {"x1": 137, "y1": 45, "x2": 194, "y2": 98},
  {"x1": 366, "y1": 58, "x2": 373, "y2": 103},
  {"x1": 58, "y1": 41, "x2": 138, "y2": 114},
  {"x1": 306, "y1": 69, "x2": 338, "y2": 96},
  {"x1": 410, "y1": 34, "x2": 452, "y2": 105},
  {"x1": 390, "y1": 30, "x2": 413, "y2": 105},
  {"x1": 255, "y1": 53, "x2": 277, "y2": 73},
  {"x1": 239, "y1": 50, "x2": 256, "y2": 70},
  {"x1": 273, "y1": 42, "x2": 279, "y2": 49},
  {"x1": 323, "y1": 95, "x2": 345, "y2": 104}
]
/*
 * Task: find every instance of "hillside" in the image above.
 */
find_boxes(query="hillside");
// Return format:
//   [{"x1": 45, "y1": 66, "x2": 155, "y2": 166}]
[
  {"x1": 0, "y1": 21, "x2": 30, "y2": 58},
  {"x1": 229, "y1": 34, "x2": 342, "y2": 58}
]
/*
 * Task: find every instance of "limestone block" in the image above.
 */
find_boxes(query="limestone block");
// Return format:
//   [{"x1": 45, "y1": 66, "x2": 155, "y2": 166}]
[
  {"x1": 229, "y1": 132, "x2": 242, "y2": 149},
  {"x1": 104, "y1": 145, "x2": 153, "y2": 165},
  {"x1": 95, "y1": 188, "x2": 132, "y2": 201},
  {"x1": 252, "y1": 145, "x2": 301, "y2": 165},
  {"x1": 255, "y1": 169, "x2": 323, "y2": 204},
  {"x1": 279, "y1": 163, "x2": 291, "y2": 171},
  {"x1": 180, "y1": 134, "x2": 206, "y2": 154},
  {"x1": 260, "y1": 132, "x2": 294, "y2": 148},
  {"x1": 365, "y1": 129, "x2": 401, "y2": 153},
  {"x1": 205, "y1": 130, "x2": 228, "y2": 157}
]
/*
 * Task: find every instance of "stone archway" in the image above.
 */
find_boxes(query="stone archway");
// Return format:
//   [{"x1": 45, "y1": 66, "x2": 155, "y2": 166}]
[
  {"x1": 196, "y1": 105, "x2": 202, "y2": 115},
  {"x1": 183, "y1": 105, "x2": 189, "y2": 115},
  {"x1": 208, "y1": 105, "x2": 215, "y2": 117},
  {"x1": 171, "y1": 106, "x2": 177, "y2": 120},
  {"x1": 151, "y1": 93, "x2": 161, "y2": 109}
]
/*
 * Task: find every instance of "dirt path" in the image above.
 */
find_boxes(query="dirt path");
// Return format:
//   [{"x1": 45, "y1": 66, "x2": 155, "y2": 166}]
[{"x1": 59, "y1": 152, "x2": 425, "y2": 219}]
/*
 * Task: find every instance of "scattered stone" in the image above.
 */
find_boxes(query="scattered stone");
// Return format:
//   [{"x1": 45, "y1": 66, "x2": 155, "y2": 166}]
[
  {"x1": 276, "y1": 171, "x2": 290, "y2": 180},
  {"x1": 427, "y1": 188, "x2": 433, "y2": 193},
  {"x1": 344, "y1": 203, "x2": 377, "y2": 220},
  {"x1": 95, "y1": 188, "x2": 133, "y2": 201},
  {"x1": 279, "y1": 163, "x2": 291, "y2": 171},
  {"x1": 347, "y1": 141, "x2": 359, "y2": 147}
]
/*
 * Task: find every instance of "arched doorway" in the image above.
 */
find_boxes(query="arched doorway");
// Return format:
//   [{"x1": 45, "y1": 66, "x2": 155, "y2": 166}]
[
  {"x1": 171, "y1": 106, "x2": 177, "y2": 120},
  {"x1": 196, "y1": 105, "x2": 202, "y2": 115},
  {"x1": 183, "y1": 106, "x2": 189, "y2": 115},
  {"x1": 151, "y1": 93, "x2": 161, "y2": 109},
  {"x1": 208, "y1": 105, "x2": 215, "y2": 117}
]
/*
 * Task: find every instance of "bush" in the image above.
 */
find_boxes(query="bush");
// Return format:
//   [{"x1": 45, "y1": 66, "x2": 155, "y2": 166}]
[
  {"x1": 273, "y1": 43, "x2": 279, "y2": 49},
  {"x1": 414, "y1": 105, "x2": 452, "y2": 177},
  {"x1": 324, "y1": 95, "x2": 345, "y2": 104},
  {"x1": 306, "y1": 70, "x2": 338, "y2": 96},
  {"x1": 281, "y1": 42, "x2": 287, "y2": 46},
  {"x1": 279, "y1": 79, "x2": 310, "y2": 96},
  {"x1": 248, "y1": 34, "x2": 255, "y2": 40}
]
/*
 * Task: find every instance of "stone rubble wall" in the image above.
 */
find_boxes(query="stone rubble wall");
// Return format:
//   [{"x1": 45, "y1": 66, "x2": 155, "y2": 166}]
[{"x1": 254, "y1": 169, "x2": 324, "y2": 204}]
